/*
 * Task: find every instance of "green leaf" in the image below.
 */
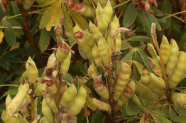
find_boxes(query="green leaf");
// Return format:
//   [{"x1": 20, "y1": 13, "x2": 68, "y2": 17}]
[
  {"x1": 69, "y1": 9, "x2": 89, "y2": 30},
  {"x1": 179, "y1": 32, "x2": 186, "y2": 47},
  {"x1": 127, "y1": 36, "x2": 151, "y2": 42},
  {"x1": 123, "y1": 2, "x2": 137, "y2": 27},
  {"x1": 0, "y1": 60, "x2": 9, "y2": 71},
  {"x1": 92, "y1": 110, "x2": 105, "y2": 123},
  {"x1": 4, "y1": 20, "x2": 16, "y2": 46},
  {"x1": 161, "y1": 0, "x2": 171, "y2": 30},
  {"x1": 2, "y1": 57, "x2": 22, "y2": 63},
  {"x1": 78, "y1": 45, "x2": 87, "y2": 59},
  {"x1": 0, "y1": 88, "x2": 18, "y2": 99},
  {"x1": 133, "y1": 61, "x2": 146, "y2": 75},
  {"x1": 149, "y1": 111, "x2": 172, "y2": 123},
  {"x1": 10, "y1": 1, "x2": 20, "y2": 15},
  {"x1": 39, "y1": 28, "x2": 51, "y2": 52},
  {"x1": 7, "y1": 18, "x2": 24, "y2": 36},
  {"x1": 151, "y1": 7, "x2": 166, "y2": 24},
  {"x1": 63, "y1": 73, "x2": 73, "y2": 84},
  {"x1": 173, "y1": 115, "x2": 186, "y2": 123},
  {"x1": 3, "y1": 48, "x2": 22, "y2": 57},
  {"x1": 122, "y1": 50, "x2": 133, "y2": 62},
  {"x1": 121, "y1": 42, "x2": 132, "y2": 50}
]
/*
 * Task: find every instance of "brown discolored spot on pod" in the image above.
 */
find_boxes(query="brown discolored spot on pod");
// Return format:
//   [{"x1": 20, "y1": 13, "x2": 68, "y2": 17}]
[
  {"x1": 37, "y1": 78, "x2": 54, "y2": 87},
  {"x1": 66, "y1": 0, "x2": 75, "y2": 8},
  {"x1": 123, "y1": 86, "x2": 132, "y2": 95},
  {"x1": 74, "y1": 31, "x2": 84, "y2": 39},
  {"x1": 55, "y1": 28, "x2": 62, "y2": 35}
]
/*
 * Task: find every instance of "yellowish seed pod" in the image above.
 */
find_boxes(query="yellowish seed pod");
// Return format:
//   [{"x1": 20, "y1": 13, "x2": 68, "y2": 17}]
[
  {"x1": 113, "y1": 78, "x2": 135, "y2": 113},
  {"x1": 20, "y1": 96, "x2": 30, "y2": 118},
  {"x1": 7, "y1": 83, "x2": 29, "y2": 116},
  {"x1": 166, "y1": 39, "x2": 179, "y2": 75},
  {"x1": 35, "y1": 0, "x2": 47, "y2": 5},
  {"x1": 135, "y1": 82, "x2": 159, "y2": 101},
  {"x1": 113, "y1": 62, "x2": 131, "y2": 101},
  {"x1": 46, "y1": 82, "x2": 57, "y2": 95},
  {"x1": 22, "y1": 0, "x2": 35, "y2": 10},
  {"x1": 47, "y1": 53, "x2": 57, "y2": 69},
  {"x1": 88, "y1": 63, "x2": 98, "y2": 79},
  {"x1": 93, "y1": 75, "x2": 109, "y2": 100},
  {"x1": 60, "y1": 83, "x2": 77, "y2": 108},
  {"x1": 33, "y1": 83, "x2": 42, "y2": 96},
  {"x1": 160, "y1": 35, "x2": 170, "y2": 65},
  {"x1": 92, "y1": 98, "x2": 111, "y2": 114},
  {"x1": 60, "y1": 81, "x2": 68, "y2": 94},
  {"x1": 59, "y1": 52, "x2": 71, "y2": 78},
  {"x1": 84, "y1": 31, "x2": 97, "y2": 48},
  {"x1": 67, "y1": 86, "x2": 87, "y2": 117},
  {"x1": 147, "y1": 57, "x2": 162, "y2": 77},
  {"x1": 34, "y1": 97, "x2": 38, "y2": 117},
  {"x1": 147, "y1": 43, "x2": 160, "y2": 65},
  {"x1": 31, "y1": 115, "x2": 40, "y2": 123},
  {"x1": 5, "y1": 94, "x2": 12, "y2": 109},
  {"x1": 89, "y1": 22, "x2": 103, "y2": 42},
  {"x1": 56, "y1": 43, "x2": 70, "y2": 63},
  {"x1": 149, "y1": 72, "x2": 166, "y2": 90},
  {"x1": 92, "y1": 45, "x2": 102, "y2": 65},
  {"x1": 26, "y1": 57, "x2": 38, "y2": 84},
  {"x1": 46, "y1": 98, "x2": 58, "y2": 114},
  {"x1": 42, "y1": 99, "x2": 55, "y2": 123},
  {"x1": 172, "y1": 93, "x2": 186, "y2": 106},
  {"x1": 98, "y1": 38, "x2": 109, "y2": 66},
  {"x1": 40, "y1": 116, "x2": 49, "y2": 123},
  {"x1": 95, "y1": 2, "x2": 103, "y2": 23},
  {"x1": 1, "y1": 111, "x2": 19, "y2": 123},
  {"x1": 17, "y1": 113, "x2": 28, "y2": 123},
  {"x1": 73, "y1": 24, "x2": 82, "y2": 34},
  {"x1": 20, "y1": 71, "x2": 28, "y2": 84},
  {"x1": 168, "y1": 51, "x2": 186, "y2": 89}
]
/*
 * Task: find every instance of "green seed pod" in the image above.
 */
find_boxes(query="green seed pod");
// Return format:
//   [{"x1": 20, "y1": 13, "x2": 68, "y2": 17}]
[
  {"x1": 93, "y1": 75, "x2": 109, "y2": 100},
  {"x1": 7, "y1": 83, "x2": 29, "y2": 116},
  {"x1": 172, "y1": 93, "x2": 186, "y2": 106},
  {"x1": 149, "y1": 72, "x2": 166, "y2": 89},
  {"x1": 41, "y1": 84, "x2": 55, "y2": 102},
  {"x1": 5, "y1": 94, "x2": 12, "y2": 109},
  {"x1": 20, "y1": 96, "x2": 30, "y2": 118},
  {"x1": 109, "y1": 15, "x2": 121, "y2": 52},
  {"x1": 26, "y1": 57, "x2": 38, "y2": 84},
  {"x1": 147, "y1": 57, "x2": 162, "y2": 77},
  {"x1": 22, "y1": 0, "x2": 35, "y2": 10},
  {"x1": 1, "y1": 111, "x2": 19, "y2": 123},
  {"x1": 40, "y1": 116, "x2": 49, "y2": 123},
  {"x1": 56, "y1": 43, "x2": 70, "y2": 63},
  {"x1": 140, "y1": 73, "x2": 165, "y2": 96},
  {"x1": 95, "y1": 2, "x2": 103, "y2": 22},
  {"x1": 168, "y1": 51, "x2": 186, "y2": 89},
  {"x1": 84, "y1": 31, "x2": 97, "y2": 48},
  {"x1": 135, "y1": 82, "x2": 159, "y2": 101},
  {"x1": 54, "y1": 23, "x2": 62, "y2": 37},
  {"x1": 46, "y1": 98, "x2": 58, "y2": 114},
  {"x1": 20, "y1": 71, "x2": 28, "y2": 84},
  {"x1": 92, "y1": 98, "x2": 111, "y2": 114},
  {"x1": 92, "y1": 45, "x2": 102, "y2": 65},
  {"x1": 88, "y1": 63, "x2": 98, "y2": 79},
  {"x1": 31, "y1": 115, "x2": 40, "y2": 123},
  {"x1": 98, "y1": 38, "x2": 109, "y2": 66},
  {"x1": 166, "y1": 39, "x2": 179, "y2": 75},
  {"x1": 98, "y1": 0, "x2": 113, "y2": 35},
  {"x1": 35, "y1": 0, "x2": 47, "y2": 5},
  {"x1": 47, "y1": 53, "x2": 57, "y2": 69},
  {"x1": 89, "y1": 21, "x2": 103, "y2": 42},
  {"x1": 113, "y1": 78, "x2": 135, "y2": 113},
  {"x1": 67, "y1": 86, "x2": 87, "y2": 117},
  {"x1": 46, "y1": 82, "x2": 57, "y2": 95},
  {"x1": 60, "y1": 83, "x2": 77, "y2": 108},
  {"x1": 74, "y1": 31, "x2": 94, "y2": 62},
  {"x1": 73, "y1": 24, "x2": 82, "y2": 34},
  {"x1": 160, "y1": 35, "x2": 170, "y2": 65},
  {"x1": 113, "y1": 62, "x2": 131, "y2": 101},
  {"x1": 17, "y1": 113, "x2": 28, "y2": 123},
  {"x1": 34, "y1": 83, "x2": 42, "y2": 96},
  {"x1": 147, "y1": 43, "x2": 160, "y2": 65},
  {"x1": 59, "y1": 52, "x2": 71, "y2": 79},
  {"x1": 42, "y1": 99, "x2": 55, "y2": 123},
  {"x1": 34, "y1": 97, "x2": 38, "y2": 117},
  {"x1": 60, "y1": 81, "x2": 68, "y2": 94}
]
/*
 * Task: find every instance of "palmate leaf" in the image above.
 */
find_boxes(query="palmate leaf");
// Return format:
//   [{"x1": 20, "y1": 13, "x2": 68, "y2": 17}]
[{"x1": 4, "y1": 20, "x2": 16, "y2": 46}]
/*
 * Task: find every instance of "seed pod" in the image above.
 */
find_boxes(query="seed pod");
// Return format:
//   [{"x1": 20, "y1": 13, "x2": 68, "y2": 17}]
[
  {"x1": 113, "y1": 62, "x2": 131, "y2": 101},
  {"x1": 46, "y1": 98, "x2": 58, "y2": 114},
  {"x1": 60, "y1": 81, "x2": 68, "y2": 94},
  {"x1": 93, "y1": 75, "x2": 109, "y2": 100},
  {"x1": 26, "y1": 57, "x2": 38, "y2": 84},
  {"x1": 40, "y1": 116, "x2": 49, "y2": 123},
  {"x1": 34, "y1": 97, "x2": 38, "y2": 117},
  {"x1": 34, "y1": 83, "x2": 42, "y2": 96},
  {"x1": 149, "y1": 73, "x2": 166, "y2": 90},
  {"x1": 17, "y1": 113, "x2": 28, "y2": 123},
  {"x1": 59, "y1": 52, "x2": 71, "y2": 79},
  {"x1": 166, "y1": 39, "x2": 179, "y2": 75},
  {"x1": 113, "y1": 78, "x2": 135, "y2": 113},
  {"x1": 20, "y1": 71, "x2": 28, "y2": 84},
  {"x1": 98, "y1": 0, "x2": 113, "y2": 35},
  {"x1": 73, "y1": 24, "x2": 82, "y2": 34},
  {"x1": 88, "y1": 63, "x2": 98, "y2": 79},
  {"x1": 172, "y1": 93, "x2": 186, "y2": 106},
  {"x1": 135, "y1": 82, "x2": 159, "y2": 101},
  {"x1": 95, "y1": 2, "x2": 103, "y2": 23},
  {"x1": 92, "y1": 45, "x2": 102, "y2": 65},
  {"x1": 84, "y1": 31, "x2": 97, "y2": 48},
  {"x1": 46, "y1": 81, "x2": 57, "y2": 95},
  {"x1": 35, "y1": 0, "x2": 47, "y2": 5},
  {"x1": 147, "y1": 57, "x2": 162, "y2": 77},
  {"x1": 56, "y1": 43, "x2": 70, "y2": 63},
  {"x1": 1, "y1": 111, "x2": 19, "y2": 123},
  {"x1": 91, "y1": 98, "x2": 111, "y2": 114},
  {"x1": 7, "y1": 83, "x2": 29, "y2": 116},
  {"x1": 31, "y1": 115, "x2": 40, "y2": 123},
  {"x1": 147, "y1": 43, "x2": 160, "y2": 65},
  {"x1": 168, "y1": 51, "x2": 186, "y2": 89},
  {"x1": 20, "y1": 96, "x2": 30, "y2": 118},
  {"x1": 74, "y1": 31, "x2": 94, "y2": 62},
  {"x1": 5, "y1": 94, "x2": 12, "y2": 109},
  {"x1": 54, "y1": 23, "x2": 62, "y2": 37},
  {"x1": 47, "y1": 53, "x2": 57, "y2": 69},
  {"x1": 89, "y1": 22, "x2": 103, "y2": 42},
  {"x1": 109, "y1": 15, "x2": 121, "y2": 52},
  {"x1": 98, "y1": 38, "x2": 109, "y2": 66},
  {"x1": 22, "y1": 0, "x2": 35, "y2": 10},
  {"x1": 67, "y1": 86, "x2": 87, "y2": 117},
  {"x1": 42, "y1": 99, "x2": 55, "y2": 123},
  {"x1": 60, "y1": 83, "x2": 77, "y2": 108},
  {"x1": 160, "y1": 35, "x2": 170, "y2": 65},
  {"x1": 140, "y1": 73, "x2": 165, "y2": 96}
]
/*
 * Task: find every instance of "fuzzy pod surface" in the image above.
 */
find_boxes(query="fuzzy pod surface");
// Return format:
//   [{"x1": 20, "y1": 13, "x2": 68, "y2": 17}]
[
  {"x1": 5, "y1": 94, "x2": 12, "y2": 109},
  {"x1": 147, "y1": 43, "x2": 160, "y2": 65},
  {"x1": 1, "y1": 111, "x2": 19, "y2": 123},
  {"x1": 56, "y1": 43, "x2": 70, "y2": 63},
  {"x1": 42, "y1": 99, "x2": 55, "y2": 123},
  {"x1": 59, "y1": 52, "x2": 71, "y2": 77},
  {"x1": 19, "y1": 71, "x2": 28, "y2": 84},
  {"x1": 47, "y1": 53, "x2": 57, "y2": 69},
  {"x1": 92, "y1": 98, "x2": 111, "y2": 114},
  {"x1": 92, "y1": 45, "x2": 102, "y2": 65},
  {"x1": 88, "y1": 63, "x2": 98, "y2": 79},
  {"x1": 46, "y1": 98, "x2": 58, "y2": 114},
  {"x1": 172, "y1": 93, "x2": 186, "y2": 106},
  {"x1": 160, "y1": 35, "x2": 170, "y2": 65},
  {"x1": 147, "y1": 57, "x2": 162, "y2": 77},
  {"x1": 98, "y1": 38, "x2": 109, "y2": 66}
]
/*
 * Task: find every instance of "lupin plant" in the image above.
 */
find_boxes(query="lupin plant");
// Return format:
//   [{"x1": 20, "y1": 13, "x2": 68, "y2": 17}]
[{"x1": 2, "y1": 0, "x2": 186, "y2": 123}]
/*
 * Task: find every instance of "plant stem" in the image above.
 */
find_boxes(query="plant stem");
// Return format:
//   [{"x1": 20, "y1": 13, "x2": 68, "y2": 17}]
[
  {"x1": 17, "y1": 2, "x2": 44, "y2": 68},
  {"x1": 0, "y1": 26, "x2": 23, "y2": 29},
  {"x1": 0, "y1": 84, "x2": 18, "y2": 87},
  {"x1": 166, "y1": 10, "x2": 186, "y2": 18},
  {"x1": 113, "y1": 0, "x2": 131, "y2": 9},
  {"x1": 166, "y1": 14, "x2": 184, "y2": 22},
  {"x1": 30, "y1": 85, "x2": 35, "y2": 121}
]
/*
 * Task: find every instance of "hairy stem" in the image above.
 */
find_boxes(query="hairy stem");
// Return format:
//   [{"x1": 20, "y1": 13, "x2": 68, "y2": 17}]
[{"x1": 30, "y1": 85, "x2": 35, "y2": 121}]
